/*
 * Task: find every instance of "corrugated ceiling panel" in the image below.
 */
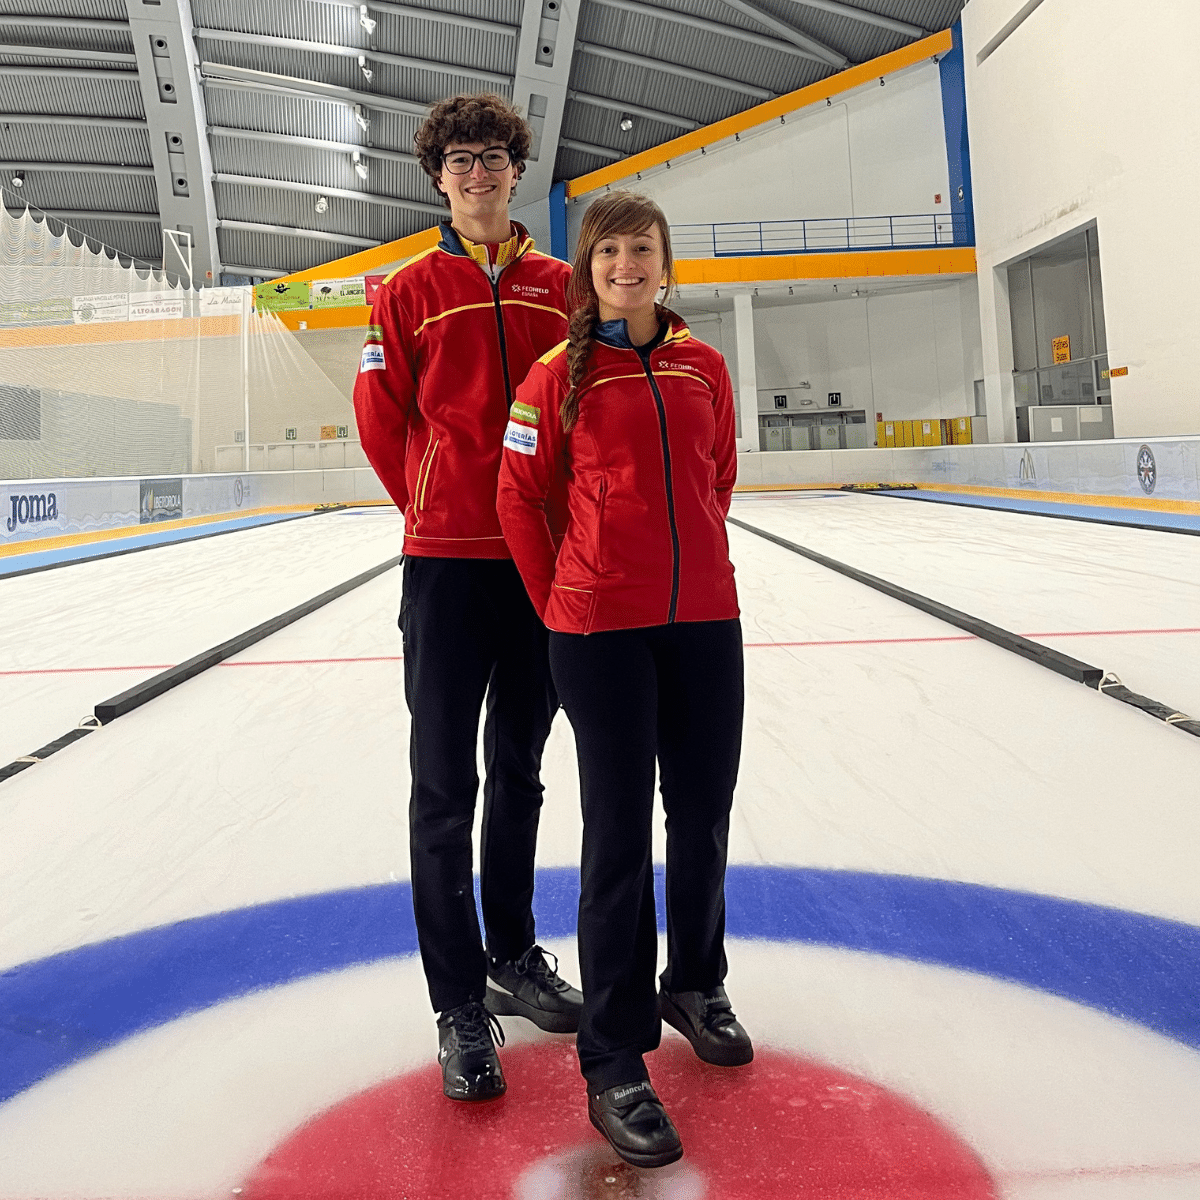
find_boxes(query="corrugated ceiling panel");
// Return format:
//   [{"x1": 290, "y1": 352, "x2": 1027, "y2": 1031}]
[
  {"x1": 0, "y1": 73, "x2": 144, "y2": 117},
  {"x1": 0, "y1": 23, "x2": 132, "y2": 52},
  {"x1": 0, "y1": 122, "x2": 150, "y2": 166},
  {"x1": 0, "y1": 0, "x2": 126, "y2": 17},
  {"x1": 554, "y1": 144, "x2": 615, "y2": 181},
  {"x1": 4, "y1": 170, "x2": 157, "y2": 213},
  {"x1": 568, "y1": 55, "x2": 746, "y2": 128},
  {"x1": 203, "y1": 87, "x2": 360, "y2": 143},
  {"x1": 370, "y1": 60, "x2": 512, "y2": 104},
  {"x1": 215, "y1": 226, "x2": 364, "y2": 276},
  {"x1": 214, "y1": 180, "x2": 434, "y2": 245},
  {"x1": 560, "y1": 103, "x2": 686, "y2": 158},
  {"x1": 39, "y1": 217, "x2": 162, "y2": 265},
  {"x1": 390, "y1": 0, "x2": 521, "y2": 28},
  {"x1": 368, "y1": 109, "x2": 427, "y2": 154},
  {"x1": 370, "y1": 13, "x2": 516, "y2": 77},
  {"x1": 0, "y1": 50, "x2": 134, "y2": 70}
]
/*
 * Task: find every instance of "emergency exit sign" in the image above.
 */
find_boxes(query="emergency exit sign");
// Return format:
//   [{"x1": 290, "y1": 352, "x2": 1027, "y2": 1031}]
[{"x1": 828, "y1": 393, "x2": 842, "y2": 407}]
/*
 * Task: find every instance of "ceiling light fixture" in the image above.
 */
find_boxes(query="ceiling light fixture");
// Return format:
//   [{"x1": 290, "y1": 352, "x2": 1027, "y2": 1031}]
[
  {"x1": 358, "y1": 54, "x2": 373, "y2": 82},
  {"x1": 618, "y1": 114, "x2": 633, "y2": 132},
  {"x1": 315, "y1": 195, "x2": 329, "y2": 213},
  {"x1": 359, "y1": 4, "x2": 377, "y2": 33},
  {"x1": 11, "y1": 169, "x2": 24, "y2": 187},
  {"x1": 352, "y1": 150, "x2": 369, "y2": 180},
  {"x1": 354, "y1": 104, "x2": 370, "y2": 133}
]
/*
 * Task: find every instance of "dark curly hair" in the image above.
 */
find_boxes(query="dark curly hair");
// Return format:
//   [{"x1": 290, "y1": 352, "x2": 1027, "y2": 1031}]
[{"x1": 414, "y1": 93, "x2": 532, "y2": 207}]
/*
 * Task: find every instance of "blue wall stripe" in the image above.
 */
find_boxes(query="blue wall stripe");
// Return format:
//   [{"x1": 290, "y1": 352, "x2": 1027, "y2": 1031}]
[
  {"x1": 4, "y1": 865, "x2": 1200, "y2": 1105},
  {"x1": 549, "y1": 181, "x2": 568, "y2": 262},
  {"x1": 938, "y1": 21, "x2": 976, "y2": 247}
]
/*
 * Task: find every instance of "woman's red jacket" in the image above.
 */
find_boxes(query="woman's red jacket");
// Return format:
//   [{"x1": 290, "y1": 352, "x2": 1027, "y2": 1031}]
[{"x1": 496, "y1": 313, "x2": 740, "y2": 634}]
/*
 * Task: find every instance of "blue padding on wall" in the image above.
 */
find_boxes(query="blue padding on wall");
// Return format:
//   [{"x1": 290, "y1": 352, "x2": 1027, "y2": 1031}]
[
  {"x1": 939, "y1": 21, "x2": 976, "y2": 246},
  {"x1": 5, "y1": 865, "x2": 1200, "y2": 1104},
  {"x1": 549, "y1": 180, "x2": 568, "y2": 262}
]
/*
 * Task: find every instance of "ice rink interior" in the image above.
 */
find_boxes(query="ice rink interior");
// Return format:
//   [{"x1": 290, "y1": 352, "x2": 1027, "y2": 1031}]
[{"x1": 3, "y1": 490, "x2": 1200, "y2": 1199}]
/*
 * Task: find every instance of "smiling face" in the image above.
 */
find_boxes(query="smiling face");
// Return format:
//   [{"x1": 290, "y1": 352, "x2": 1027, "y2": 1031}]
[
  {"x1": 590, "y1": 225, "x2": 667, "y2": 326},
  {"x1": 434, "y1": 139, "x2": 519, "y2": 237}
]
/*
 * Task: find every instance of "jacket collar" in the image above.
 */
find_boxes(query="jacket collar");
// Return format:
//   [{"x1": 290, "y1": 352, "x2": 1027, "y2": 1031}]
[
  {"x1": 438, "y1": 219, "x2": 535, "y2": 266},
  {"x1": 593, "y1": 310, "x2": 690, "y2": 352}
]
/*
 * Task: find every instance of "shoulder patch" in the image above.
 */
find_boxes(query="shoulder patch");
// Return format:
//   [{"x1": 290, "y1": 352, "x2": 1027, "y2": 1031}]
[
  {"x1": 510, "y1": 400, "x2": 540, "y2": 426},
  {"x1": 364, "y1": 324, "x2": 384, "y2": 343},
  {"x1": 360, "y1": 343, "x2": 386, "y2": 372},
  {"x1": 503, "y1": 420, "x2": 538, "y2": 455}
]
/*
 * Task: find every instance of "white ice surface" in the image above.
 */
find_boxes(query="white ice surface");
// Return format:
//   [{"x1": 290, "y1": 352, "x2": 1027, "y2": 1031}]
[
  {"x1": 2, "y1": 495, "x2": 1200, "y2": 1199},
  {"x1": 731, "y1": 490, "x2": 1200, "y2": 720}
]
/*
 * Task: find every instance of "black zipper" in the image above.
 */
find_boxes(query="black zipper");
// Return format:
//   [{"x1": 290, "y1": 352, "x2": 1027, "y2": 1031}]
[
  {"x1": 637, "y1": 347, "x2": 680, "y2": 623},
  {"x1": 489, "y1": 277, "x2": 514, "y2": 408}
]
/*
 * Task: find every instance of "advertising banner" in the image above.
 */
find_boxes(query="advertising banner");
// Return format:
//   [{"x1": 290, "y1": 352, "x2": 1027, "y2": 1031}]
[
  {"x1": 312, "y1": 277, "x2": 366, "y2": 308},
  {"x1": 73, "y1": 293, "x2": 129, "y2": 324},
  {"x1": 255, "y1": 281, "x2": 311, "y2": 312},
  {"x1": 199, "y1": 286, "x2": 245, "y2": 316},
  {"x1": 0, "y1": 297, "x2": 72, "y2": 327},
  {"x1": 139, "y1": 477, "x2": 184, "y2": 523},
  {"x1": 129, "y1": 290, "x2": 185, "y2": 321}
]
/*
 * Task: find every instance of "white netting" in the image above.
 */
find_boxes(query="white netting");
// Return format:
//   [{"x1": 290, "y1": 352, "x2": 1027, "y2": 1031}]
[{"x1": 0, "y1": 200, "x2": 354, "y2": 481}]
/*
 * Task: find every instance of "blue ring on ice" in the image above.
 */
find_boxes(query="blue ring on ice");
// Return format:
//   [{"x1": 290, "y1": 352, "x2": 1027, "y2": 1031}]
[{"x1": 5, "y1": 864, "x2": 1200, "y2": 1104}]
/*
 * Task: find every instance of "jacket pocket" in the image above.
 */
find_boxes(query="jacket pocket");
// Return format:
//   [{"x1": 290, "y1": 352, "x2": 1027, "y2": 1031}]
[{"x1": 415, "y1": 435, "x2": 440, "y2": 519}]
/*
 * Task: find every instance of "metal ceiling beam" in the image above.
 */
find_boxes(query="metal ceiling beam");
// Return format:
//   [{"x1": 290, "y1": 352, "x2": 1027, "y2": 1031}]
[
  {"x1": 587, "y1": 0, "x2": 831, "y2": 67},
  {"x1": 222, "y1": 263, "x2": 288, "y2": 278},
  {"x1": 1, "y1": 207, "x2": 158, "y2": 223},
  {"x1": 567, "y1": 90, "x2": 698, "y2": 131},
  {"x1": 0, "y1": 16, "x2": 129, "y2": 32},
  {"x1": 0, "y1": 43, "x2": 137, "y2": 65},
  {"x1": 577, "y1": 43, "x2": 774, "y2": 100},
  {"x1": 214, "y1": 172, "x2": 446, "y2": 216},
  {"x1": 320, "y1": 0, "x2": 517, "y2": 39},
  {"x1": 712, "y1": 0, "x2": 847, "y2": 67},
  {"x1": 196, "y1": 27, "x2": 511, "y2": 90},
  {"x1": 0, "y1": 161, "x2": 154, "y2": 176},
  {"x1": 0, "y1": 113, "x2": 147, "y2": 129},
  {"x1": 208, "y1": 125, "x2": 420, "y2": 166},
  {"x1": 0, "y1": 64, "x2": 134, "y2": 79},
  {"x1": 559, "y1": 138, "x2": 622, "y2": 161},
  {"x1": 779, "y1": 0, "x2": 927, "y2": 38},
  {"x1": 217, "y1": 218, "x2": 380, "y2": 248},
  {"x1": 200, "y1": 63, "x2": 430, "y2": 118}
]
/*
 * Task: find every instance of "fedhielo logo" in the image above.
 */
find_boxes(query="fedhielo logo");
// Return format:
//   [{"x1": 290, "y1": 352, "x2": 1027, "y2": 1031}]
[
  {"x1": 1136, "y1": 445, "x2": 1156, "y2": 494},
  {"x1": 6, "y1": 491, "x2": 58, "y2": 533}
]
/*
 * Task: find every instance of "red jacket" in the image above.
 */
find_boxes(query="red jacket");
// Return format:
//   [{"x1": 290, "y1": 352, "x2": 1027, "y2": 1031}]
[
  {"x1": 496, "y1": 313, "x2": 739, "y2": 633},
  {"x1": 353, "y1": 221, "x2": 571, "y2": 558}
]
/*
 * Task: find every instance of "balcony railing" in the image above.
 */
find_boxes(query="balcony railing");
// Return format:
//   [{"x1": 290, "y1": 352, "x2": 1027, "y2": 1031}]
[{"x1": 670, "y1": 213, "x2": 974, "y2": 258}]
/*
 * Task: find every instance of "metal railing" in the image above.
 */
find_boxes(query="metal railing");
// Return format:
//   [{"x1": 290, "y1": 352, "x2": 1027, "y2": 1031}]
[{"x1": 670, "y1": 212, "x2": 973, "y2": 258}]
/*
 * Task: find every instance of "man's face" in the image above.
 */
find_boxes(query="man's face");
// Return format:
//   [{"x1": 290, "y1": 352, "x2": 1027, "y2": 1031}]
[{"x1": 435, "y1": 140, "x2": 520, "y2": 228}]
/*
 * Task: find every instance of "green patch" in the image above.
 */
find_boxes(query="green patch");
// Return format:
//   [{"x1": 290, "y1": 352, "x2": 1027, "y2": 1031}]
[
  {"x1": 510, "y1": 400, "x2": 541, "y2": 426},
  {"x1": 364, "y1": 324, "x2": 384, "y2": 342}
]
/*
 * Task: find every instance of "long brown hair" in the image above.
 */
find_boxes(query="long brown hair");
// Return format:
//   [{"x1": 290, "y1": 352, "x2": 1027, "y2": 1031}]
[{"x1": 561, "y1": 191, "x2": 676, "y2": 433}]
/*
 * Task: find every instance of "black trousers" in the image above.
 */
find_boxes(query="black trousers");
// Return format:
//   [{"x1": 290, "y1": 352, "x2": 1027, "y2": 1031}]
[
  {"x1": 400, "y1": 556, "x2": 557, "y2": 1014},
  {"x1": 550, "y1": 619, "x2": 744, "y2": 1091}
]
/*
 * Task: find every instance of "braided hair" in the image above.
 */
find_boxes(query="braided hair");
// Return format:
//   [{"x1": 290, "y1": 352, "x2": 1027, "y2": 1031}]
[{"x1": 561, "y1": 191, "x2": 676, "y2": 434}]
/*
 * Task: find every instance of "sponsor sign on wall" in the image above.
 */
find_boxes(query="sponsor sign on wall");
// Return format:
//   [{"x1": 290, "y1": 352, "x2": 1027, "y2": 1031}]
[
  {"x1": 199, "y1": 287, "x2": 245, "y2": 316},
  {"x1": 4, "y1": 488, "x2": 61, "y2": 535},
  {"x1": 0, "y1": 297, "x2": 72, "y2": 327},
  {"x1": 129, "y1": 290, "x2": 185, "y2": 321},
  {"x1": 73, "y1": 293, "x2": 129, "y2": 324},
  {"x1": 312, "y1": 278, "x2": 366, "y2": 308},
  {"x1": 140, "y1": 477, "x2": 184, "y2": 523},
  {"x1": 255, "y1": 282, "x2": 311, "y2": 312}
]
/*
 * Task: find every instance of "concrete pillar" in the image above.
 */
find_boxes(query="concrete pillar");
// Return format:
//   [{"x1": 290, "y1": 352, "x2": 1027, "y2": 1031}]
[
  {"x1": 733, "y1": 291, "x2": 759, "y2": 452},
  {"x1": 977, "y1": 262, "x2": 1018, "y2": 442}
]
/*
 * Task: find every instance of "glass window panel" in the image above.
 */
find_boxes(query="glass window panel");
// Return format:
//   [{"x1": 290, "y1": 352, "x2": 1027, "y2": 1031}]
[
  {"x1": 1031, "y1": 232, "x2": 1091, "y2": 364},
  {"x1": 1008, "y1": 262, "x2": 1036, "y2": 370}
]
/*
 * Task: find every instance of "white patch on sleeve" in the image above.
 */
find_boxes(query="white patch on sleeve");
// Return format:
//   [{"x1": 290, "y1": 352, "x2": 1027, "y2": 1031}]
[
  {"x1": 360, "y1": 344, "x2": 386, "y2": 372},
  {"x1": 503, "y1": 420, "x2": 538, "y2": 455}
]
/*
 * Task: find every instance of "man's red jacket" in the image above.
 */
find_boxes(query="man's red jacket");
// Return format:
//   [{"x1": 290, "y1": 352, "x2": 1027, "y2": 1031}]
[
  {"x1": 496, "y1": 313, "x2": 740, "y2": 634},
  {"x1": 353, "y1": 221, "x2": 571, "y2": 558}
]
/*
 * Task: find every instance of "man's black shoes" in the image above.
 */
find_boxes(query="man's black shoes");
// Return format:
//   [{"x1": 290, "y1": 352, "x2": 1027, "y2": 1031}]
[
  {"x1": 485, "y1": 944, "x2": 584, "y2": 1033},
  {"x1": 588, "y1": 1080, "x2": 683, "y2": 1169},
  {"x1": 437, "y1": 1001, "x2": 506, "y2": 1101},
  {"x1": 659, "y1": 985, "x2": 754, "y2": 1067}
]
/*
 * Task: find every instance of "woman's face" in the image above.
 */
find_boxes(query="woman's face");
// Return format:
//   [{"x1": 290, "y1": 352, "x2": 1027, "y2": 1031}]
[{"x1": 590, "y1": 225, "x2": 666, "y2": 322}]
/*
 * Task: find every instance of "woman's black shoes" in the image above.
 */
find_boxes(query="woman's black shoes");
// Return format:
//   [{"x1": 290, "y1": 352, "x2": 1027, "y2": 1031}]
[
  {"x1": 588, "y1": 1080, "x2": 683, "y2": 1168},
  {"x1": 659, "y1": 985, "x2": 754, "y2": 1066},
  {"x1": 484, "y1": 944, "x2": 584, "y2": 1033},
  {"x1": 437, "y1": 1001, "x2": 506, "y2": 1101}
]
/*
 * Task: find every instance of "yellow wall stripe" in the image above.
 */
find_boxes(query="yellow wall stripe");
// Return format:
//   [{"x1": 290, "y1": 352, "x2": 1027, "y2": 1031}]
[
  {"x1": 674, "y1": 246, "x2": 976, "y2": 284},
  {"x1": 566, "y1": 29, "x2": 954, "y2": 199},
  {"x1": 271, "y1": 226, "x2": 442, "y2": 287}
]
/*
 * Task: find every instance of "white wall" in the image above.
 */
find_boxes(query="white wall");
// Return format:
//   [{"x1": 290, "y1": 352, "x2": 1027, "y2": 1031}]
[
  {"x1": 963, "y1": 0, "x2": 1200, "y2": 438},
  {"x1": 679, "y1": 278, "x2": 981, "y2": 438},
  {"x1": 567, "y1": 58, "x2": 951, "y2": 244}
]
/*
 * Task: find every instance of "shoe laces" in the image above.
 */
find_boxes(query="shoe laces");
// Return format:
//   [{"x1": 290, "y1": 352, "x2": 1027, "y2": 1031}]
[
  {"x1": 445, "y1": 1002, "x2": 505, "y2": 1055},
  {"x1": 513, "y1": 944, "x2": 571, "y2": 994}
]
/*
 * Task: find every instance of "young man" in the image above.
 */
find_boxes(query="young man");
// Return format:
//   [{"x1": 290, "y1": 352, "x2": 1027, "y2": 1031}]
[{"x1": 353, "y1": 93, "x2": 581, "y2": 1101}]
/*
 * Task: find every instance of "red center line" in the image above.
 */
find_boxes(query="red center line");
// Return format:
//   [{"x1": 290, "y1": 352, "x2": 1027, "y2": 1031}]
[{"x1": 6, "y1": 627, "x2": 1200, "y2": 678}]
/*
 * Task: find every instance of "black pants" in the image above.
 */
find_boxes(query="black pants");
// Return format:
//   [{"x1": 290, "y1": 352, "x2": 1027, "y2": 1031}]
[
  {"x1": 401, "y1": 556, "x2": 557, "y2": 1014},
  {"x1": 550, "y1": 619, "x2": 744, "y2": 1091}
]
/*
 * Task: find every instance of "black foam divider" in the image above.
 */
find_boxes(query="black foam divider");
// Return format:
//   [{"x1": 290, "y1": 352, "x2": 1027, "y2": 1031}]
[
  {"x1": 1099, "y1": 678, "x2": 1200, "y2": 739},
  {"x1": 0, "y1": 726, "x2": 98, "y2": 782},
  {"x1": 94, "y1": 555, "x2": 402, "y2": 724},
  {"x1": 727, "y1": 515, "x2": 1104, "y2": 687}
]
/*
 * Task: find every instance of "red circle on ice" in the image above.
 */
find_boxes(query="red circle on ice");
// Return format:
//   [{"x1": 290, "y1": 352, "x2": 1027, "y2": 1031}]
[{"x1": 240, "y1": 1039, "x2": 997, "y2": 1199}]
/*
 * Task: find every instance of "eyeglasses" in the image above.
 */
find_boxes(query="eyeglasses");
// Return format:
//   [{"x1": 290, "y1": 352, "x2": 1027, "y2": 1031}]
[{"x1": 441, "y1": 147, "x2": 514, "y2": 175}]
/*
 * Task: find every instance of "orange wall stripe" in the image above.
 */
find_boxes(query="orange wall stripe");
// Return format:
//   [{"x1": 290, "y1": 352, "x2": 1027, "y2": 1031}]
[
  {"x1": 674, "y1": 246, "x2": 976, "y2": 284},
  {"x1": 271, "y1": 225, "x2": 442, "y2": 287},
  {"x1": 0, "y1": 315, "x2": 242, "y2": 349},
  {"x1": 273, "y1": 305, "x2": 374, "y2": 332},
  {"x1": 566, "y1": 29, "x2": 954, "y2": 199}
]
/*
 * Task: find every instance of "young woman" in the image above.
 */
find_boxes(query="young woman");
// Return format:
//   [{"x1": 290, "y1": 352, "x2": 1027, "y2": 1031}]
[{"x1": 497, "y1": 191, "x2": 751, "y2": 1168}]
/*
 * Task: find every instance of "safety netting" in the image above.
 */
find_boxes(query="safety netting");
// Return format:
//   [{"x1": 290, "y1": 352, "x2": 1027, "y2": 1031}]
[{"x1": 0, "y1": 198, "x2": 355, "y2": 482}]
